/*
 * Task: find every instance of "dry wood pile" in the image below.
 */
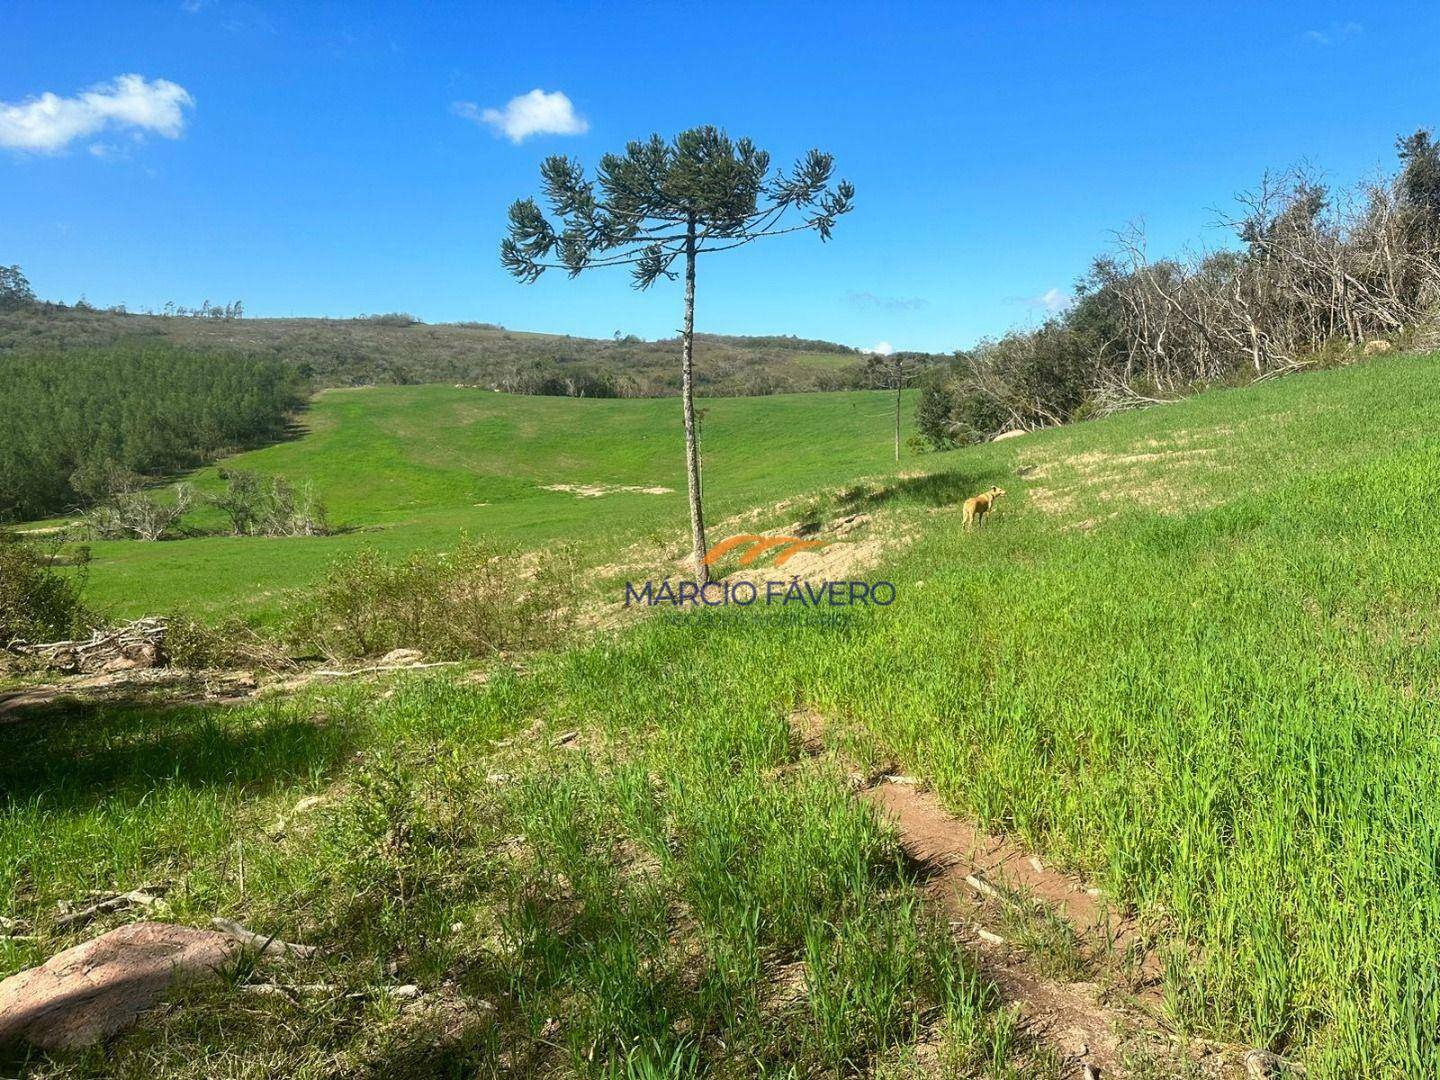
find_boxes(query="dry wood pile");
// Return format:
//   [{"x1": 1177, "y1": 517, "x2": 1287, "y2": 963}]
[{"x1": 5, "y1": 617, "x2": 166, "y2": 674}]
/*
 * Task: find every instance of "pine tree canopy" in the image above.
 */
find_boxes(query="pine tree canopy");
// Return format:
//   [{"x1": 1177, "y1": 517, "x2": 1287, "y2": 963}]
[{"x1": 501, "y1": 126, "x2": 854, "y2": 288}]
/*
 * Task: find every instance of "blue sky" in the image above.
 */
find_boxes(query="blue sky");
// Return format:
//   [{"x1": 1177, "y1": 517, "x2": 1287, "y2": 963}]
[{"x1": 3, "y1": 2, "x2": 1438, "y2": 354}]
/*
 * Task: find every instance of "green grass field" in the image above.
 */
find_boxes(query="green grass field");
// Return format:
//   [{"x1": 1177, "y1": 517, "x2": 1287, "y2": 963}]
[
  {"x1": 10, "y1": 353, "x2": 1440, "y2": 1075},
  {"x1": 55, "y1": 387, "x2": 919, "y2": 620}
]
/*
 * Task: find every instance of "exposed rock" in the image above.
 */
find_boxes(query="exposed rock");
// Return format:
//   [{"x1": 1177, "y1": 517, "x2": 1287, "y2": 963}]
[
  {"x1": 379, "y1": 648, "x2": 425, "y2": 666},
  {"x1": 1243, "y1": 1048, "x2": 1300, "y2": 1078},
  {"x1": 0, "y1": 922, "x2": 239, "y2": 1051},
  {"x1": 830, "y1": 513, "x2": 872, "y2": 537},
  {"x1": 992, "y1": 428, "x2": 1028, "y2": 441}
]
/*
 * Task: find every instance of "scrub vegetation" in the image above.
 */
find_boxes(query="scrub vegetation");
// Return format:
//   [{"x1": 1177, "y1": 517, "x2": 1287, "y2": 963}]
[{"x1": 0, "y1": 299, "x2": 934, "y2": 399}]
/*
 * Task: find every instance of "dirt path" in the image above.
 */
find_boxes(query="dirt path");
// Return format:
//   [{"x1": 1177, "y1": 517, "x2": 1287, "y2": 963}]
[
  {"x1": 791, "y1": 710, "x2": 1259, "y2": 1078},
  {"x1": 865, "y1": 779, "x2": 1170, "y2": 1077},
  {"x1": 0, "y1": 668, "x2": 263, "y2": 721}
]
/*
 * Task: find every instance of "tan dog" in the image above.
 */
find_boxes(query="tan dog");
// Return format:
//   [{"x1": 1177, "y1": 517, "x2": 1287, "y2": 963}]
[{"x1": 962, "y1": 486, "x2": 1006, "y2": 527}]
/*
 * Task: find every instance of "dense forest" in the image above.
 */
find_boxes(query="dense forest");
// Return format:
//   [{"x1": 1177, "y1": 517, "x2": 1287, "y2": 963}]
[
  {"x1": 917, "y1": 129, "x2": 1440, "y2": 444},
  {"x1": 0, "y1": 345, "x2": 302, "y2": 523}
]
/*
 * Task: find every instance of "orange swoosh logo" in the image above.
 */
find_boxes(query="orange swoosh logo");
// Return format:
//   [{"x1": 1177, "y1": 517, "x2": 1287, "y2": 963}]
[{"x1": 703, "y1": 533, "x2": 832, "y2": 567}]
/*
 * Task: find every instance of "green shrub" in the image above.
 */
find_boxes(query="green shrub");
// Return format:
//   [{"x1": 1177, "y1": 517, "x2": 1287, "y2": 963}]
[
  {"x1": 163, "y1": 612, "x2": 290, "y2": 670},
  {"x1": 285, "y1": 536, "x2": 578, "y2": 661},
  {"x1": 914, "y1": 382, "x2": 955, "y2": 450},
  {"x1": 0, "y1": 534, "x2": 90, "y2": 644}
]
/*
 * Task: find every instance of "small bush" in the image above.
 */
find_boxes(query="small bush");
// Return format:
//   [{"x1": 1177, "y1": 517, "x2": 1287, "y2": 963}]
[
  {"x1": 163, "y1": 612, "x2": 290, "y2": 670},
  {"x1": 0, "y1": 534, "x2": 90, "y2": 644},
  {"x1": 211, "y1": 469, "x2": 330, "y2": 537},
  {"x1": 358, "y1": 312, "x2": 420, "y2": 327},
  {"x1": 285, "y1": 536, "x2": 578, "y2": 661},
  {"x1": 83, "y1": 482, "x2": 194, "y2": 541}
]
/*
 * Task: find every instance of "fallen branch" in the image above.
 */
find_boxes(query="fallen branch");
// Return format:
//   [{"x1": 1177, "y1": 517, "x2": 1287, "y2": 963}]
[
  {"x1": 240, "y1": 982, "x2": 420, "y2": 1001},
  {"x1": 239, "y1": 982, "x2": 338, "y2": 998},
  {"x1": 311, "y1": 661, "x2": 461, "y2": 678},
  {"x1": 212, "y1": 917, "x2": 319, "y2": 959},
  {"x1": 23, "y1": 618, "x2": 165, "y2": 655},
  {"x1": 9, "y1": 618, "x2": 167, "y2": 675},
  {"x1": 55, "y1": 888, "x2": 165, "y2": 931},
  {"x1": 1249, "y1": 358, "x2": 1314, "y2": 384}
]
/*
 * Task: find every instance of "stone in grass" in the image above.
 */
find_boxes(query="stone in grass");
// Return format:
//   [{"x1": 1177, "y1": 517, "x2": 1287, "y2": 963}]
[{"x1": 0, "y1": 921, "x2": 239, "y2": 1051}]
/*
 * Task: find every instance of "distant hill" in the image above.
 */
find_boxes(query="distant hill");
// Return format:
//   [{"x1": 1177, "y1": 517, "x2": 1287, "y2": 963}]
[{"x1": 0, "y1": 303, "x2": 952, "y2": 397}]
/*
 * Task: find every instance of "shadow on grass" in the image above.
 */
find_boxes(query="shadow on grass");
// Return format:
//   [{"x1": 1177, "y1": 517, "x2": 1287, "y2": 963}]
[
  {"x1": 0, "y1": 696, "x2": 353, "y2": 810},
  {"x1": 791, "y1": 467, "x2": 1011, "y2": 528}
]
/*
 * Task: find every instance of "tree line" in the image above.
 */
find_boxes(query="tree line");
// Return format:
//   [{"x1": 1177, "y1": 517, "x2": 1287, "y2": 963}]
[
  {"x1": 2, "y1": 268, "x2": 915, "y2": 399},
  {"x1": 918, "y1": 129, "x2": 1440, "y2": 445},
  {"x1": 0, "y1": 344, "x2": 303, "y2": 523}
]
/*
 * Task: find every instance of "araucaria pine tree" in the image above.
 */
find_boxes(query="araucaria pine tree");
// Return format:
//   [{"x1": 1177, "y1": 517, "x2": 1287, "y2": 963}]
[{"x1": 501, "y1": 127, "x2": 854, "y2": 581}]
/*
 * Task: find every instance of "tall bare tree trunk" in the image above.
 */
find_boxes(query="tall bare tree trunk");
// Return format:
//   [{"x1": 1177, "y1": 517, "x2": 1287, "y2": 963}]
[
  {"x1": 681, "y1": 217, "x2": 708, "y2": 582},
  {"x1": 894, "y1": 382, "x2": 901, "y2": 462}
]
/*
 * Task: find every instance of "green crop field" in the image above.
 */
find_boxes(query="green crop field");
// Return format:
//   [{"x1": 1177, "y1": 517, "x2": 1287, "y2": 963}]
[
  {"x1": 9, "y1": 352, "x2": 1440, "y2": 1076},
  {"x1": 45, "y1": 387, "x2": 919, "y2": 620}
]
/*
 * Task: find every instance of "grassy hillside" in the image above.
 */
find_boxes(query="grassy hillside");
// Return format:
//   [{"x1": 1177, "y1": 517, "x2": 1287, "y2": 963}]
[
  {"x1": 0, "y1": 304, "x2": 904, "y2": 396},
  {"x1": 8, "y1": 353, "x2": 1440, "y2": 1075},
  {"x1": 50, "y1": 387, "x2": 920, "y2": 619}
]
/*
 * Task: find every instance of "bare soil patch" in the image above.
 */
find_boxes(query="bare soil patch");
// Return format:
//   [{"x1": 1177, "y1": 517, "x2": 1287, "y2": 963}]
[
  {"x1": 1019, "y1": 441, "x2": 1229, "y2": 522},
  {"x1": 542, "y1": 482, "x2": 674, "y2": 497}
]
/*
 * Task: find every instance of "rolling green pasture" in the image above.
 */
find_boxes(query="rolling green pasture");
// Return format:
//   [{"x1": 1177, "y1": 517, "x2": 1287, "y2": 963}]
[
  {"x1": 57, "y1": 387, "x2": 917, "y2": 620},
  {"x1": 10, "y1": 353, "x2": 1440, "y2": 1074}
]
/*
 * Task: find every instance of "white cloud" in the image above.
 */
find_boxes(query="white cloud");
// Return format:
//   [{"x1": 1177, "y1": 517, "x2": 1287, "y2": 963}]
[
  {"x1": 1014, "y1": 287, "x2": 1071, "y2": 314},
  {"x1": 453, "y1": 89, "x2": 588, "y2": 144},
  {"x1": 845, "y1": 290, "x2": 928, "y2": 312},
  {"x1": 0, "y1": 74, "x2": 195, "y2": 154},
  {"x1": 1303, "y1": 21, "x2": 1363, "y2": 46},
  {"x1": 868, "y1": 341, "x2": 895, "y2": 356}
]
